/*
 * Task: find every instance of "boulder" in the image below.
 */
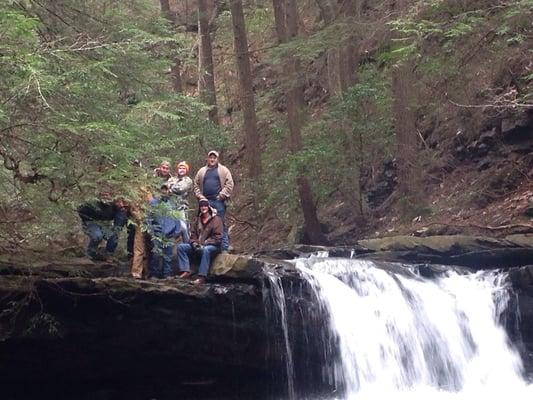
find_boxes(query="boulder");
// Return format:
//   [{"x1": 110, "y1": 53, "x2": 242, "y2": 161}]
[
  {"x1": 501, "y1": 112, "x2": 533, "y2": 144},
  {"x1": 210, "y1": 253, "x2": 258, "y2": 278}
]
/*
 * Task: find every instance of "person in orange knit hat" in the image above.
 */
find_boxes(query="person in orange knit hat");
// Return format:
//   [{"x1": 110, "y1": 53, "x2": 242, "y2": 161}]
[{"x1": 167, "y1": 160, "x2": 193, "y2": 218}]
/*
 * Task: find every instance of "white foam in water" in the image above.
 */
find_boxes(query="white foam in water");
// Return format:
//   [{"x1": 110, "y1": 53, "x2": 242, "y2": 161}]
[
  {"x1": 265, "y1": 269, "x2": 296, "y2": 400},
  {"x1": 293, "y1": 257, "x2": 533, "y2": 400}
]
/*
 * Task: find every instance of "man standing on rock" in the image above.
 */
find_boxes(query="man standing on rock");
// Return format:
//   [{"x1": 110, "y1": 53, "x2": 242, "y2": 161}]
[{"x1": 194, "y1": 150, "x2": 234, "y2": 252}]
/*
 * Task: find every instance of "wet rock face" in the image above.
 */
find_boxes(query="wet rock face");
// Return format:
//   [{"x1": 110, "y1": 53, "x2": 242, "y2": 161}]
[
  {"x1": 3, "y1": 238, "x2": 533, "y2": 399},
  {"x1": 0, "y1": 276, "x2": 267, "y2": 394},
  {"x1": 507, "y1": 265, "x2": 533, "y2": 375},
  {"x1": 0, "y1": 259, "x2": 264, "y2": 399},
  {"x1": 0, "y1": 259, "x2": 332, "y2": 400},
  {"x1": 508, "y1": 265, "x2": 533, "y2": 340}
]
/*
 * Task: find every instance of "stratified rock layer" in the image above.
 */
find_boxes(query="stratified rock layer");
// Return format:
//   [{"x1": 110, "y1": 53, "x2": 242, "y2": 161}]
[{"x1": 2, "y1": 234, "x2": 533, "y2": 399}]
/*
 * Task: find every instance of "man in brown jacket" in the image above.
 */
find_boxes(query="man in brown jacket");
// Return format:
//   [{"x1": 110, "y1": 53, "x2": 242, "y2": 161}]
[
  {"x1": 194, "y1": 150, "x2": 233, "y2": 251},
  {"x1": 176, "y1": 199, "x2": 223, "y2": 284}
]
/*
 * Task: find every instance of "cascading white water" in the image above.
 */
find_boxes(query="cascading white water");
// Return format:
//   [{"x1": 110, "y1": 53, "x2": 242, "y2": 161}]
[
  {"x1": 264, "y1": 269, "x2": 296, "y2": 400},
  {"x1": 293, "y1": 257, "x2": 533, "y2": 400}
]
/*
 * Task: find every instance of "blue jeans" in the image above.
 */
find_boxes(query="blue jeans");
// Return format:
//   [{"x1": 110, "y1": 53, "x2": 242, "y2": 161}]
[
  {"x1": 82, "y1": 222, "x2": 119, "y2": 258},
  {"x1": 208, "y1": 199, "x2": 229, "y2": 251},
  {"x1": 150, "y1": 238, "x2": 174, "y2": 278},
  {"x1": 177, "y1": 243, "x2": 220, "y2": 276}
]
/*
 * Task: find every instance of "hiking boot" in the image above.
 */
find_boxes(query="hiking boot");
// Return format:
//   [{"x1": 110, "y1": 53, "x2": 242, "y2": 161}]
[
  {"x1": 178, "y1": 271, "x2": 192, "y2": 279},
  {"x1": 192, "y1": 276, "x2": 206, "y2": 285},
  {"x1": 221, "y1": 245, "x2": 233, "y2": 255}
]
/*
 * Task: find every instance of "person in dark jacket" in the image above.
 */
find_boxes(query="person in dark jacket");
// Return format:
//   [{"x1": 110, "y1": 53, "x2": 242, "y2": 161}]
[
  {"x1": 78, "y1": 196, "x2": 128, "y2": 260},
  {"x1": 147, "y1": 184, "x2": 189, "y2": 279},
  {"x1": 176, "y1": 199, "x2": 223, "y2": 284}
]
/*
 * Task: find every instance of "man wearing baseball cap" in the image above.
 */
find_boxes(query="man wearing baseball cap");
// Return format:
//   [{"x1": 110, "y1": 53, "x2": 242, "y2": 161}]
[{"x1": 193, "y1": 150, "x2": 234, "y2": 251}]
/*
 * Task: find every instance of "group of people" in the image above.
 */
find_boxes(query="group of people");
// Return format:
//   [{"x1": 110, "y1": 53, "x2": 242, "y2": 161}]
[{"x1": 78, "y1": 150, "x2": 234, "y2": 285}]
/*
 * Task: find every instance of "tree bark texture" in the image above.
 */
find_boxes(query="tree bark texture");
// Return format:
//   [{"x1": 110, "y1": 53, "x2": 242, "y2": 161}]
[
  {"x1": 316, "y1": 0, "x2": 359, "y2": 96},
  {"x1": 339, "y1": 0, "x2": 359, "y2": 92},
  {"x1": 159, "y1": 0, "x2": 174, "y2": 22},
  {"x1": 392, "y1": 63, "x2": 419, "y2": 201},
  {"x1": 272, "y1": 0, "x2": 328, "y2": 245},
  {"x1": 229, "y1": 0, "x2": 261, "y2": 178},
  {"x1": 170, "y1": 58, "x2": 184, "y2": 93},
  {"x1": 391, "y1": 0, "x2": 421, "y2": 203},
  {"x1": 272, "y1": 0, "x2": 287, "y2": 41},
  {"x1": 198, "y1": 0, "x2": 219, "y2": 124},
  {"x1": 159, "y1": 0, "x2": 183, "y2": 93}
]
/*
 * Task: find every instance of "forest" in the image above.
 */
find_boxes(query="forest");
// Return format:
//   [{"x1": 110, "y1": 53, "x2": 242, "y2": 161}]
[
  {"x1": 1, "y1": 0, "x2": 532, "y2": 254},
  {"x1": 1, "y1": 2, "x2": 533, "y2": 399}
]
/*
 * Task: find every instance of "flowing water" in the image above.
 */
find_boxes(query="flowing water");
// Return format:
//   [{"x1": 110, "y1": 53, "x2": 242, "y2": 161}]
[
  {"x1": 268, "y1": 256, "x2": 533, "y2": 400},
  {"x1": 264, "y1": 269, "x2": 297, "y2": 400}
]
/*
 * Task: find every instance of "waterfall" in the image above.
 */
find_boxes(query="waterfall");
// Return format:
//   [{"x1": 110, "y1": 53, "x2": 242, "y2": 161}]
[
  {"x1": 272, "y1": 256, "x2": 533, "y2": 399},
  {"x1": 263, "y1": 269, "x2": 296, "y2": 400}
]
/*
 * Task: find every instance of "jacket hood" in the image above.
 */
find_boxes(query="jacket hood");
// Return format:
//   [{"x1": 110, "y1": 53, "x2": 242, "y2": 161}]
[{"x1": 197, "y1": 205, "x2": 217, "y2": 218}]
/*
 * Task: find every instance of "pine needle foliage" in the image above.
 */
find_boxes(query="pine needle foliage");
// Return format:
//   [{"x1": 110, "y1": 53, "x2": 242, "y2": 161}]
[{"x1": 0, "y1": 0, "x2": 225, "y2": 251}]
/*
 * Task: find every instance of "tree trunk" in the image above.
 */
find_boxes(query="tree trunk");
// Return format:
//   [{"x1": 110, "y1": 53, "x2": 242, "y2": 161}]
[
  {"x1": 392, "y1": 64, "x2": 419, "y2": 200},
  {"x1": 272, "y1": 0, "x2": 328, "y2": 245},
  {"x1": 271, "y1": 0, "x2": 286, "y2": 41},
  {"x1": 198, "y1": 0, "x2": 219, "y2": 124},
  {"x1": 316, "y1": 0, "x2": 361, "y2": 95},
  {"x1": 159, "y1": 0, "x2": 183, "y2": 93},
  {"x1": 170, "y1": 58, "x2": 184, "y2": 93},
  {"x1": 315, "y1": 0, "x2": 342, "y2": 96},
  {"x1": 339, "y1": 0, "x2": 359, "y2": 92},
  {"x1": 229, "y1": 0, "x2": 261, "y2": 178},
  {"x1": 391, "y1": 0, "x2": 420, "y2": 204},
  {"x1": 159, "y1": 0, "x2": 173, "y2": 22}
]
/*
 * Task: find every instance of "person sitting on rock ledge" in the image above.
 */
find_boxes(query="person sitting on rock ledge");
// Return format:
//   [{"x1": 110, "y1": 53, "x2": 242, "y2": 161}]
[
  {"x1": 193, "y1": 150, "x2": 234, "y2": 253},
  {"x1": 176, "y1": 199, "x2": 223, "y2": 285}
]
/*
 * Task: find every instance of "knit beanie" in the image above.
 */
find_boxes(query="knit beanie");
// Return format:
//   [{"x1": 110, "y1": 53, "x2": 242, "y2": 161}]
[{"x1": 177, "y1": 161, "x2": 190, "y2": 174}]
